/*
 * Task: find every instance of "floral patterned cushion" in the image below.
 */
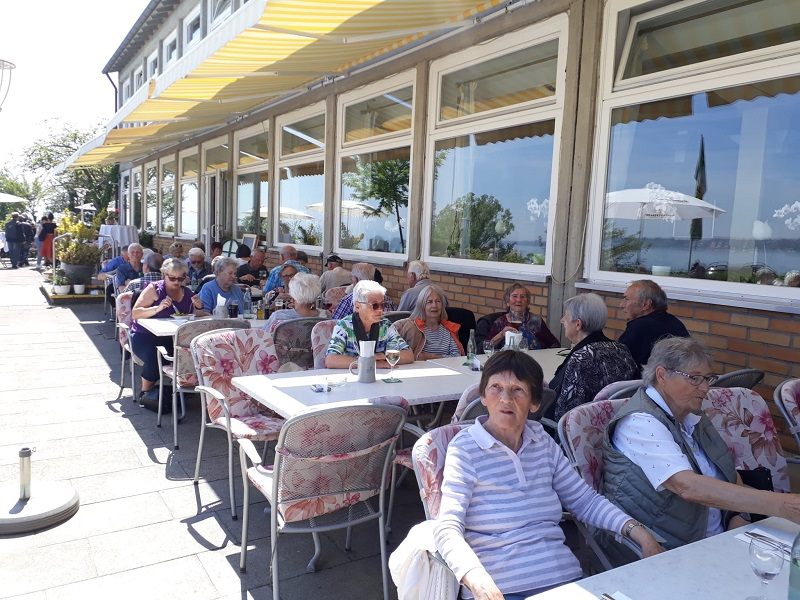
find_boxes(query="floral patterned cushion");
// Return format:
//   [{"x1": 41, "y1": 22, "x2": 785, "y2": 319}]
[
  {"x1": 559, "y1": 399, "x2": 625, "y2": 492},
  {"x1": 116, "y1": 291, "x2": 134, "y2": 347},
  {"x1": 703, "y1": 387, "x2": 790, "y2": 493},
  {"x1": 779, "y1": 379, "x2": 800, "y2": 430},
  {"x1": 394, "y1": 448, "x2": 413, "y2": 470},
  {"x1": 215, "y1": 413, "x2": 284, "y2": 441},
  {"x1": 411, "y1": 424, "x2": 469, "y2": 519},
  {"x1": 273, "y1": 318, "x2": 323, "y2": 370},
  {"x1": 311, "y1": 320, "x2": 336, "y2": 369},
  {"x1": 191, "y1": 328, "x2": 282, "y2": 424},
  {"x1": 247, "y1": 397, "x2": 406, "y2": 523},
  {"x1": 161, "y1": 363, "x2": 199, "y2": 388}
]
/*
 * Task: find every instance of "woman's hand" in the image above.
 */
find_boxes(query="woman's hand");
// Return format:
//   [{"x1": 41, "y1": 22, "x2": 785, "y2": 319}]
[
  {"x1": 191, "y1": 295, "x2": 203, "y2": 310},
  {"x1": 159, "y1": 297, "x2": 173, "y2": 311},
  {"x1": 462, "y1": 568, "x2": 504, "y2": 600},
  {"x1": 492, "y1": 326, "x2": 517, "y2": 345},
  {"x1": 625, "y1": 520, "x2": 665, "y2": 558}
]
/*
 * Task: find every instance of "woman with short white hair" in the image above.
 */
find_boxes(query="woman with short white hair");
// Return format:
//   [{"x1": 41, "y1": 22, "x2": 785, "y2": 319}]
[
  {"x1": 549, "y1": 293, "x2": 638, "y2": 420},
  {"x1": 325, "y1": 280, "x2": 413, "y2": 369},
  {"x1": 262, "y1": 273, "x2": 328, "y2": 333}
]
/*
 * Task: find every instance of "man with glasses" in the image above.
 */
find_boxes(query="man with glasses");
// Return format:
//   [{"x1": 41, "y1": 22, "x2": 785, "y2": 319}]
[
  {"x1": 325, "y1": 280, "x2": 413, "y2": 369},
  {"x1": 602, "y1": 336, "x2": 800, "y2": 551},
  {"x1": 187, "y1": 248, "x2": 211, "y2": 281},
  {"x1": 236, "y1": 248, "x2": 266, "y2": 284},
  {"x1": 618, "y1": 279, "x2": 688, "y2": 370},
  {"x1": 124, "y1": 252, "x2": 164, "y2": 293},
  {"x1": 114, "y1": 243, "x2": 145, "y2": 290}
]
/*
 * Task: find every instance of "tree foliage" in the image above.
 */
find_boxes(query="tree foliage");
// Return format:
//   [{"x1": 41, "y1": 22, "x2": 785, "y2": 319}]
[
  {"x1": 430, "y1": 192, "x2": 516, "y2": 260},
  {"x1": 0, "y1": 170, "x2": 40, "y2": 221}
]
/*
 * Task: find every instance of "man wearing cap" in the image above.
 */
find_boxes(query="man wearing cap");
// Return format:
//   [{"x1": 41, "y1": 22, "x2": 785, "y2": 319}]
[{"x1": 319, "y1": 254, "x2": 352, "y2": 293}]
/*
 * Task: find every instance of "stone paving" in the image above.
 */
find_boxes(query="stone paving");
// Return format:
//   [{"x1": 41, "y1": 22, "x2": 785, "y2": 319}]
[{"x1": 0, "y1": 267, "x2": 422, "y2": 599}]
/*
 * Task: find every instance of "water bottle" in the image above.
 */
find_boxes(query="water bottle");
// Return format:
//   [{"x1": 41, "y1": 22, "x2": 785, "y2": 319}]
[
  {"x1": 190, "y1": 273, "x2": 198, "y2": 292},
  {"x1": 243, "y1": 287, "x2": 252, "y2": 317},
  {"x1": 789, "y1": 531, "x2": 800, "y2": 599},
  {"x1": 466, "y1": 329, "x2": 476, "y2": 360}
]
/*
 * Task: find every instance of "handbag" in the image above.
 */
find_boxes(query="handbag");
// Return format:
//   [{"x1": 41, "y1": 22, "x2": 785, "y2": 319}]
[{"x1": 737, "y1": 466, "x2": 774, "y2": 522}]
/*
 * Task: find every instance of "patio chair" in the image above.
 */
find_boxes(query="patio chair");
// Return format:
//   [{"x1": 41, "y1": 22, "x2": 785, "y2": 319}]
[
  {"x1": 155, "y1": 318, "x2": 250, "y2": 450},
  {"x1": 238, "y1": 397, "x2": 407, "y2": 600},
  {"x1": 593, "y1": 379, "x2": 643, "y2": 401},
  {"x1": 712, "y1": 369, "x2": 765, "y2": 390},
  {"x1": 458, "y1": 389, "x2": 557, "y2": 430},
  {"x1": 702, "y1": 387, "x2": 790, "y2": 492},
  {"x1": 774, "y1": 379, "x2": 800, "y2": 463},
  {"x1": 383, "y1": 310, "x2": 411, "y2": 323},
  {"x1": 451, "y1": 382, "x2": 480, "y2": 423},
  {"x1": 475, "y1": 310, "x2": 505, "y2": 349},
  {"x1": 557, "y1": 399, "x2": 643, "y2": 570},
  {"x1": 115, "y1": 291, "x2": 145, "y2": 402},
  {"x1": 191, "y1": 327, "x2": 285, "y2": 520},
  {"x1": 324, "y1": 285, "x2": 348, "y2": 315},
  {"x1": 446, "y1": 306, "x2": 476, "y2": 351},
  {"x1": 273, "y1": 317, "x2": 325, "y2": 371},
  {"x1": 311, "y1": 319, "x2": 336, "y2": 369}
]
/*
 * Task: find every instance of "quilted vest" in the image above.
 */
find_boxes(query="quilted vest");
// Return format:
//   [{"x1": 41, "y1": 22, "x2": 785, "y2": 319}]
[{"x1": 602, "y1": 388, "x2": 737, "y2": 550}]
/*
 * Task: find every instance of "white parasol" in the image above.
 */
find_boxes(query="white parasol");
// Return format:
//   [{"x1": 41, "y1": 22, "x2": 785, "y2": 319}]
[
  {"x1": 605, "y1": 184, "x2": 725, "y2": 222},
  {"x1": 0, "y1": 192, "x2": 27, "y2": 204}
]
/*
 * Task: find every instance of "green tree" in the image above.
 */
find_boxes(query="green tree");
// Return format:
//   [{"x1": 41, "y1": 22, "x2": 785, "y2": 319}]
[
  {"x1": 341, "y1": 155, "x2": 410, "y2": 252},
  {"x1": 431, "y1": 192, "x2": 515, "y2": 260},
  {"x1": 600, "y1": 222, "x2": 649, "y2": 271},
  {"x1": 22, "y1": 120, "x2": 118, "y2": 215},
  {"x1": 0, "y1": 170, "x2": 40, "y2": 221}
]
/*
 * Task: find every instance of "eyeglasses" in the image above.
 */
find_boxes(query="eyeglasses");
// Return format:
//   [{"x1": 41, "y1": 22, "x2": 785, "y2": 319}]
[
  {"x1": 670, "y1": 369, "x2": 719, "y2": 386},
  {"x1": 358, "y1": 301, "x2": 383, "y2": 311},
  {"x1": 190, "y1": 260, "x2": 204, "y2": 265},
  {"x1": 165, "y1": 275, "x2": 187, "y2": 283}
]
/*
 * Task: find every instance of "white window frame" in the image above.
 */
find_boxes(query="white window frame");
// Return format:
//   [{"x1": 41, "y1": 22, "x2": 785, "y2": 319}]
[
  {"x1": 420, "y1": 16, "x2": 569, "y2": 279},
  {"x1": 276, "y1": 102, "x2": 326, "y2": 252},
  {"x1": 131, "y1": 165, "x2": 143, "y2": 230},
  {"x1": 202, "y1": 134, "x2": 230, "y2": 173},
  {"x1": 122, "y1": 80, "x2": 132, "y2": 103},
  {"x1": 233, "y1": 122, "x2": 270, "y2": 240},
  {"x1": 164, "y1": 29, "x2": 179, "y2": 67},
  {"x1": 133, "y1": 67, "x2": 144, "y2": 90},
  {"x1": 158, "y1": 155, "x2": 178, "y2": 235},
  {"x1": 121, "y1": 171, "x2": 131, "y2": 225},
  {"x1": 184, "y1": 4, "x2": 203, "y2": 50},
  {"x1": 334, "y1": 74, "x2": 415, "y2": 263},
  {"x1": 147, "y1": 49, "x2": 159, "y2": 79},
  {"x1": 144, "y1": 160, "x2": 158, "y2": 232},
  {"x1": 584, "y1": 0, "x2": 800, "y2": 310},
  {"x1": 178, "y1": 148, "x2": 201, "y2": 238},
  {"x1": 209, "y1": 0, "x2": 233, "y2": 31}
]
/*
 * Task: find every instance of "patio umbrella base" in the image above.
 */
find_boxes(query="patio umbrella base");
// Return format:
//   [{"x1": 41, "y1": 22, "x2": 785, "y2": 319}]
[{"x1": 0, "y1": 481, "x2": 79, "y2": 535}]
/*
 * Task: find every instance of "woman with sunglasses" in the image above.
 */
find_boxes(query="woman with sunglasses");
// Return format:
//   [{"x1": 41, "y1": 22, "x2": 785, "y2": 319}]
[{"x1": 130, "y1": 258, "x2": 207, "y2": 404}]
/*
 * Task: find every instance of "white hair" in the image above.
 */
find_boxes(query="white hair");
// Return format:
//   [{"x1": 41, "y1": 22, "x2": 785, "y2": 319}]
[
  {"x1": 187, "y1": 247, "x2": 205, "y2": 258},
  {"x1": 351, "y1": 262, "x2": 376, "y2": 282},
  {"x1": 563, "y1": 293, "x2": 608, "y2": 333},
  {"x1": 214, "y1": 256, "x2": 238, "y2": 275},
  {"x1": 353, "y1": 280, "x2": 386, "y2": 303},
  {"x1": 288, "y1": 273, "x2": 321, "y2": 305},
  {"x1": 407, "y1": 260, "x2": 430, "y2": 280}
]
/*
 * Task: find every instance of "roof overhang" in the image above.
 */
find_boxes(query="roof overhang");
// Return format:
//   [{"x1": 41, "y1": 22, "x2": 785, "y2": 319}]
[{"x1": 66, "y1": 0, "x2": 508, "y2": 169}]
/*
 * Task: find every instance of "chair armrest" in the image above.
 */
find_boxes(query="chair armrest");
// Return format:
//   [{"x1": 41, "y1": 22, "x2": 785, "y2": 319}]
[
  {"x1": 195, "y1": 384, "x2": 232, "y2": 419},
  {"x1": 238, "y1": 438, "x2": 263, "y2": 466},
  {"x1": 539, "y1": 417, "x2": 558, "y2": 433},
  {"x1": 156, "y1": 345, "x2": 174, "y2": 362}
]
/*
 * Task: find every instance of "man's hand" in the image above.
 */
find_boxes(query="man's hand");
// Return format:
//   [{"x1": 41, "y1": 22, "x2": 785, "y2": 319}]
[{"x1": 239, "y1": 274, "x2": 256, "y2": 283}]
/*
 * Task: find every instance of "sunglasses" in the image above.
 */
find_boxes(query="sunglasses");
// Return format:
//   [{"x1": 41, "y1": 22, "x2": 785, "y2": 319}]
[
  {"x1": 190, "y1": 260, "x2": 205, "y2": 265},
  {"x1": 165, "y1": 275, "x2": 187, "y2": 283},
  {"x1": 358, "y1": 301, "x2": 383, "y2": 310}
]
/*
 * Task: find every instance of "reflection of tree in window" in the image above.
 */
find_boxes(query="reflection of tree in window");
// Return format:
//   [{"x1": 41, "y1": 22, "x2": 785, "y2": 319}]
[{"x1": 431, "y1": 192, "x2": 516, "y2": 260}]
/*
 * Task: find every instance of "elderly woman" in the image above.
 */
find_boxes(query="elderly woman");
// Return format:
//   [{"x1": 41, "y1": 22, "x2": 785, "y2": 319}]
[
  {"x1": 130, "y1": 258, "x2": 207, "y2": 403},
  {"x1": 486, "y1": 283, "x2": 559, "y2": 350},
  {"x1": 197, "y1": 256, "x2": 246, "y2": 313},
  {"x1": 549, "y1": 293, "x2": 638, "y2": 420},
  {"x1": 395, "y1": 285, "x2": 463, "y2": 360},
  {"x1": 436, "y1": 351, "x2": 662, "y2": 599},
  {"x1": 263, "y1": 273, "x2": 329, "y2": 333},
  {"x1": 603, "y1": 336, "x2": 800, "y2": 551},
  {"x1": 325, "y1": 280, "x2": 413, "y2": 369}
]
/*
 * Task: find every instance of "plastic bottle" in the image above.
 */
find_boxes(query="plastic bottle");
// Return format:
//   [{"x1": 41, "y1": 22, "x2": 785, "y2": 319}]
[
  {"x1": 243, "y1": 286, "x2": 252, "y2": 316},
  {"x1": 789, "y1": 531, "x2": 800, "y2": 599},
  {"x1": 190, "y1": 273, "x2": 198, "y2": 292},
  {"x1": 467, "y1": 329, "x2": 477, "y2": 360}
]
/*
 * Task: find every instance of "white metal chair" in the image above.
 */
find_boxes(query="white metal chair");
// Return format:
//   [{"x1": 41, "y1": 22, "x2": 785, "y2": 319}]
[
  {"x1": 238, "y1": 397, "x2": 406, "y2": 600},
  {"x1": 310, "y1": 319, "x2": 336, "y2": 369},
  {"x1": 115, "y1": 291, "x2": 145, "y2": 402},
  {"x1": 272, "y1": 316, "x2": 326, "y2": 371},
  {"x1": 712, "y1": 369, "x2": 765, "y2": 390}
]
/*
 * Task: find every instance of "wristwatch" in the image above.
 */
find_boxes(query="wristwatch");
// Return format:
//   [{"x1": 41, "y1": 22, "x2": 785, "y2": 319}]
[{"x1": 623, "y1": 520, "x2": 644, "y2": 538}]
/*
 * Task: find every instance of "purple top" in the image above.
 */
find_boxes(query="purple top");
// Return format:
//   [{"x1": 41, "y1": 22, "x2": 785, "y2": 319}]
[{"x1": 130, "y1": 280, "x2": 195, "y2": 335}]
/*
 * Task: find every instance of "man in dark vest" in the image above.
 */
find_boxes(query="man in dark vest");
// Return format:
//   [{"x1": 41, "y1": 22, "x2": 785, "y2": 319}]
[
  {"x1": 603, "y1": 336, "x2": 800, "y2": 550},
  {"x1": 4, "y1": 212, "x2": 23, "y2": 269}
]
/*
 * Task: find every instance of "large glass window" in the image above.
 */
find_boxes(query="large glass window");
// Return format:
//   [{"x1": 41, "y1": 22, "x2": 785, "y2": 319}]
[
  {"x1": 179, "y1": 152, "x2": 199, "y2": 237},
  {"x1": 281, "y1": 114, "x2": 325, "y2": 157},
  {"x1": 600, "y1": 75, "x2": 800, "y2": 285},
  {"x1": 132, "y1": 170, "x2": 142, "y2": 230},
  {"x1": 160, "y1": 158, "x2": 176, "y2": 233},
  {"x1": 145, "y1": 163, "x2": 157, "y2": 232},
  {"x1": 278, "y1": 162, "x2": 324, "y2": 246},
  {"x1": 439, "y1": 39, "x2": 558, "y2": 121},
  {"x1": 205, "y1": 143, "x2": 229, "y2": 172},
  {"x1": 237, "y1": 131, "x2": 268, "y2": 167},
  {"x1": 340, "y1": 148, "x2": 410, "y2": 253},
  {"x1": 237, "y1": 172, "x2": 269, "y2": 237},
  {"x1": 621, "y1": 0, "x2": 800, "y2": 81},
  {"x1": 209, "y1": 0, "x2": 232, "y2": 29},
  {"x1": 429, "y1": 122, "x2": 554, "y2": 264},
  {"x1": 344, "y1": 86, "x2": 413, "y2": 143}
]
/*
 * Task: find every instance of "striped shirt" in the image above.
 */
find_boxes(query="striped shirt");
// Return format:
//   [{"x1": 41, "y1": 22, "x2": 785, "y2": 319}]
[
  {"x1": 423, "y1": 324, "x2": 460, "y2": 357},
  {"x1": 434, "y1": 416, "x2": 630, "y2": 597}
]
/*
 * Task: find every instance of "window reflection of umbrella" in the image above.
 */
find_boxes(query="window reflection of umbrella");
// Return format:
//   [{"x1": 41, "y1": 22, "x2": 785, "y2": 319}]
[
  {"x1": 0, "y1": 192, "x2": 27, "y2": 204},
  {"x1": 306, "y1": 200, "x2": 383, "y2": 229},
  {"x1": 244, "y1": 206, "x2": 314, "y2": 220}
]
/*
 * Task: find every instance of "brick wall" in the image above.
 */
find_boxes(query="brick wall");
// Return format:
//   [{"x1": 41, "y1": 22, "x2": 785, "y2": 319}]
[{"x1": 588, "y1": 287, "x2": 800, "y2": 452}]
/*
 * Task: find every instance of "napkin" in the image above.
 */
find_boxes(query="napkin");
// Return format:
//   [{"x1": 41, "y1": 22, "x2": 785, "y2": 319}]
[{"x1": 359, "y1": 340, "x2": 376, "y2": 357}]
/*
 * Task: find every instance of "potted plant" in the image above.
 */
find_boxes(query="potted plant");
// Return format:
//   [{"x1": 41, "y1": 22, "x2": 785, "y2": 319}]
[
  {"x1": 52, "y1": 270, "x2": 71, "y2": 295},
  {"x1": 72, "y1": 282, "x2": 86, "y2": 294},
  {"x1": 56, "y1": 212, "x2": 103, "y2": 285}
]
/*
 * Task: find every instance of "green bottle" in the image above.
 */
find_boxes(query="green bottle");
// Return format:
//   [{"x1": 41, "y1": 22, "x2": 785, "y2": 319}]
[{"x1": 789, "y1": 530, "x2": 800, "y2": 599}]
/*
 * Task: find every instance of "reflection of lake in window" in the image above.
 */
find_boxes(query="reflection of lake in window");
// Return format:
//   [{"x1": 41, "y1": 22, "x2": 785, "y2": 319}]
[
  {"x1": 429, "y1": 121, "x2": 554, "y2": 263},
  {"x1": 339, "y1": 147, "x2": 410, "y2": 254},
  {"x1": 602, "y1": 75, "x2": 800, "y2": 284},
  {"x1": 278, "y1": 162, "x2": 324, "y2": 246}
]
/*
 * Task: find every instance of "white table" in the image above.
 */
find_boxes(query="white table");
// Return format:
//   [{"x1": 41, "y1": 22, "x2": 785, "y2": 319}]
[
  {"x1": 426, "y1": 348, "x2": 566, "y2": 383},
  {"x1": 232, "y1": 363, "x2": 479, "y2": 419},
  {"x1": 528, "y1": 517, "x2": 799, "y2": 600},
  {"x1": 97, "y1": 224, "x2": 138, "y2": 249},
  {"x1": 137, "y1": 317, "x2": 269, "y2": 337}
]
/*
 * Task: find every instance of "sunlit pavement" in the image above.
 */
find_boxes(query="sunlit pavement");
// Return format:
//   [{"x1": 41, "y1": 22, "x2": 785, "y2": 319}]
[{"x1": 0, "y1": 266, "x2": 421, "y2": 599}]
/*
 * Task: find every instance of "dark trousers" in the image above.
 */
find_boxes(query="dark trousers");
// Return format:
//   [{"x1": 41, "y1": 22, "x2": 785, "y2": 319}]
[
  {"x1": 7, "y1": 241, "x2": 23, "y2": 267},
  {"x1": 130, "y1": 328, "x2": 174, "y2": 384}
]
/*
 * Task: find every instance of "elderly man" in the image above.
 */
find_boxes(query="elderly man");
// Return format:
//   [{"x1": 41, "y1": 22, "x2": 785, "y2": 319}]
[
  {"x1": 236, "y1": 248, "x2": 266, "y2": 284},
  {"x1": 325, "y1": 280, "x2": 413, "y2": 369},
  {"x1": 4, "y1": 212, "x2": 23, "y2": 269},
  {"x1": 186, "y1": 247, "x2": 211, "y2": 283},
  {"x1": 397, "y1": 260, "x2": 433, "y2": 311},
  {"x1": 331, "y1": 262, "x2": 395, "y2": 320},
  {"x1": 114, "y1": 243, "x2": 145, "y2": 290},
  {"x1": 125, "y1": 252, "x2": 164, "y2": 293},
  {"x1": 198, "y1": 256, "x2": 246, "y2": 312},
  {"x1": 319, "y1": 254, "x2": 352, "y2": 293},
  {"x1": 603, "y1": 337, "x2": 800, "y2": 551},
  {"x1": 618, "y1": 279, "x2": 688, "y2": 368},
  {"x1": 263, "y1": 245, "x2": 298, "y2": 292}
]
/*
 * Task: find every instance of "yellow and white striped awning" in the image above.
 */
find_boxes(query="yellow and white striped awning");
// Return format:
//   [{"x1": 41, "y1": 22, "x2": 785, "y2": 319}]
[{"x1": 68, "y1": 0, "x2": 504, "y2": 168}]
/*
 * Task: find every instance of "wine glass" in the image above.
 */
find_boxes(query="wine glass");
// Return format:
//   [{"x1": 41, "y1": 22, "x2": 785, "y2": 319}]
[
  {"x1": 483, "y1": 340, "x2": 495, "y2": 357},
  {"x1": 745, "y1": 537, "x2": 784, "y2": 600},
  {"x1": 508, "y1": 310, "x2": 524, "y2": 330},
  {"x1": 384, "y1": 340, "x2": 401, "y2": 382}
]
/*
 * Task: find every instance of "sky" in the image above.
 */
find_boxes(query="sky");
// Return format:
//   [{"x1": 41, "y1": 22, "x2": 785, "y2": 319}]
[{"x1": 0, "y1": 0, "x2": 151, "y2": 173}]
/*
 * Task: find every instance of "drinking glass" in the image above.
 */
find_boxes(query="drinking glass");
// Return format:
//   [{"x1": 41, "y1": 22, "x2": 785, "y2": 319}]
[
  {"x1": 745, "y1": 538, "x2": 784, "y2": 600},
  {"x1": 384, "y1": 340, "x2": 401, "y2": 383},
  {"x1": 483, "y1": 340, "x2": 495, "y2": 357},
  {"x1": 508, "y1": 311, "x2": 524, "y2": 330}
]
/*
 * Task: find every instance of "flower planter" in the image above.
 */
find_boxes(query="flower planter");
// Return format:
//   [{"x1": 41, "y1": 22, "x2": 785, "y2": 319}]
[
  {"x1": 53, "y1": 285, "x2": 71, "y2": 295},
  {"x1": 60, "y1": 263, "x2": 94, "y2": 286},
  {"x1": 72, "y1": 284, "x2": 86, "y2": 294}
]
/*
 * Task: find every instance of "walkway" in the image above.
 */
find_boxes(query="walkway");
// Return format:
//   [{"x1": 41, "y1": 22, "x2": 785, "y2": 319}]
[{"x1": 0, "y1": 267, "x2": 421, "y2": 599}]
